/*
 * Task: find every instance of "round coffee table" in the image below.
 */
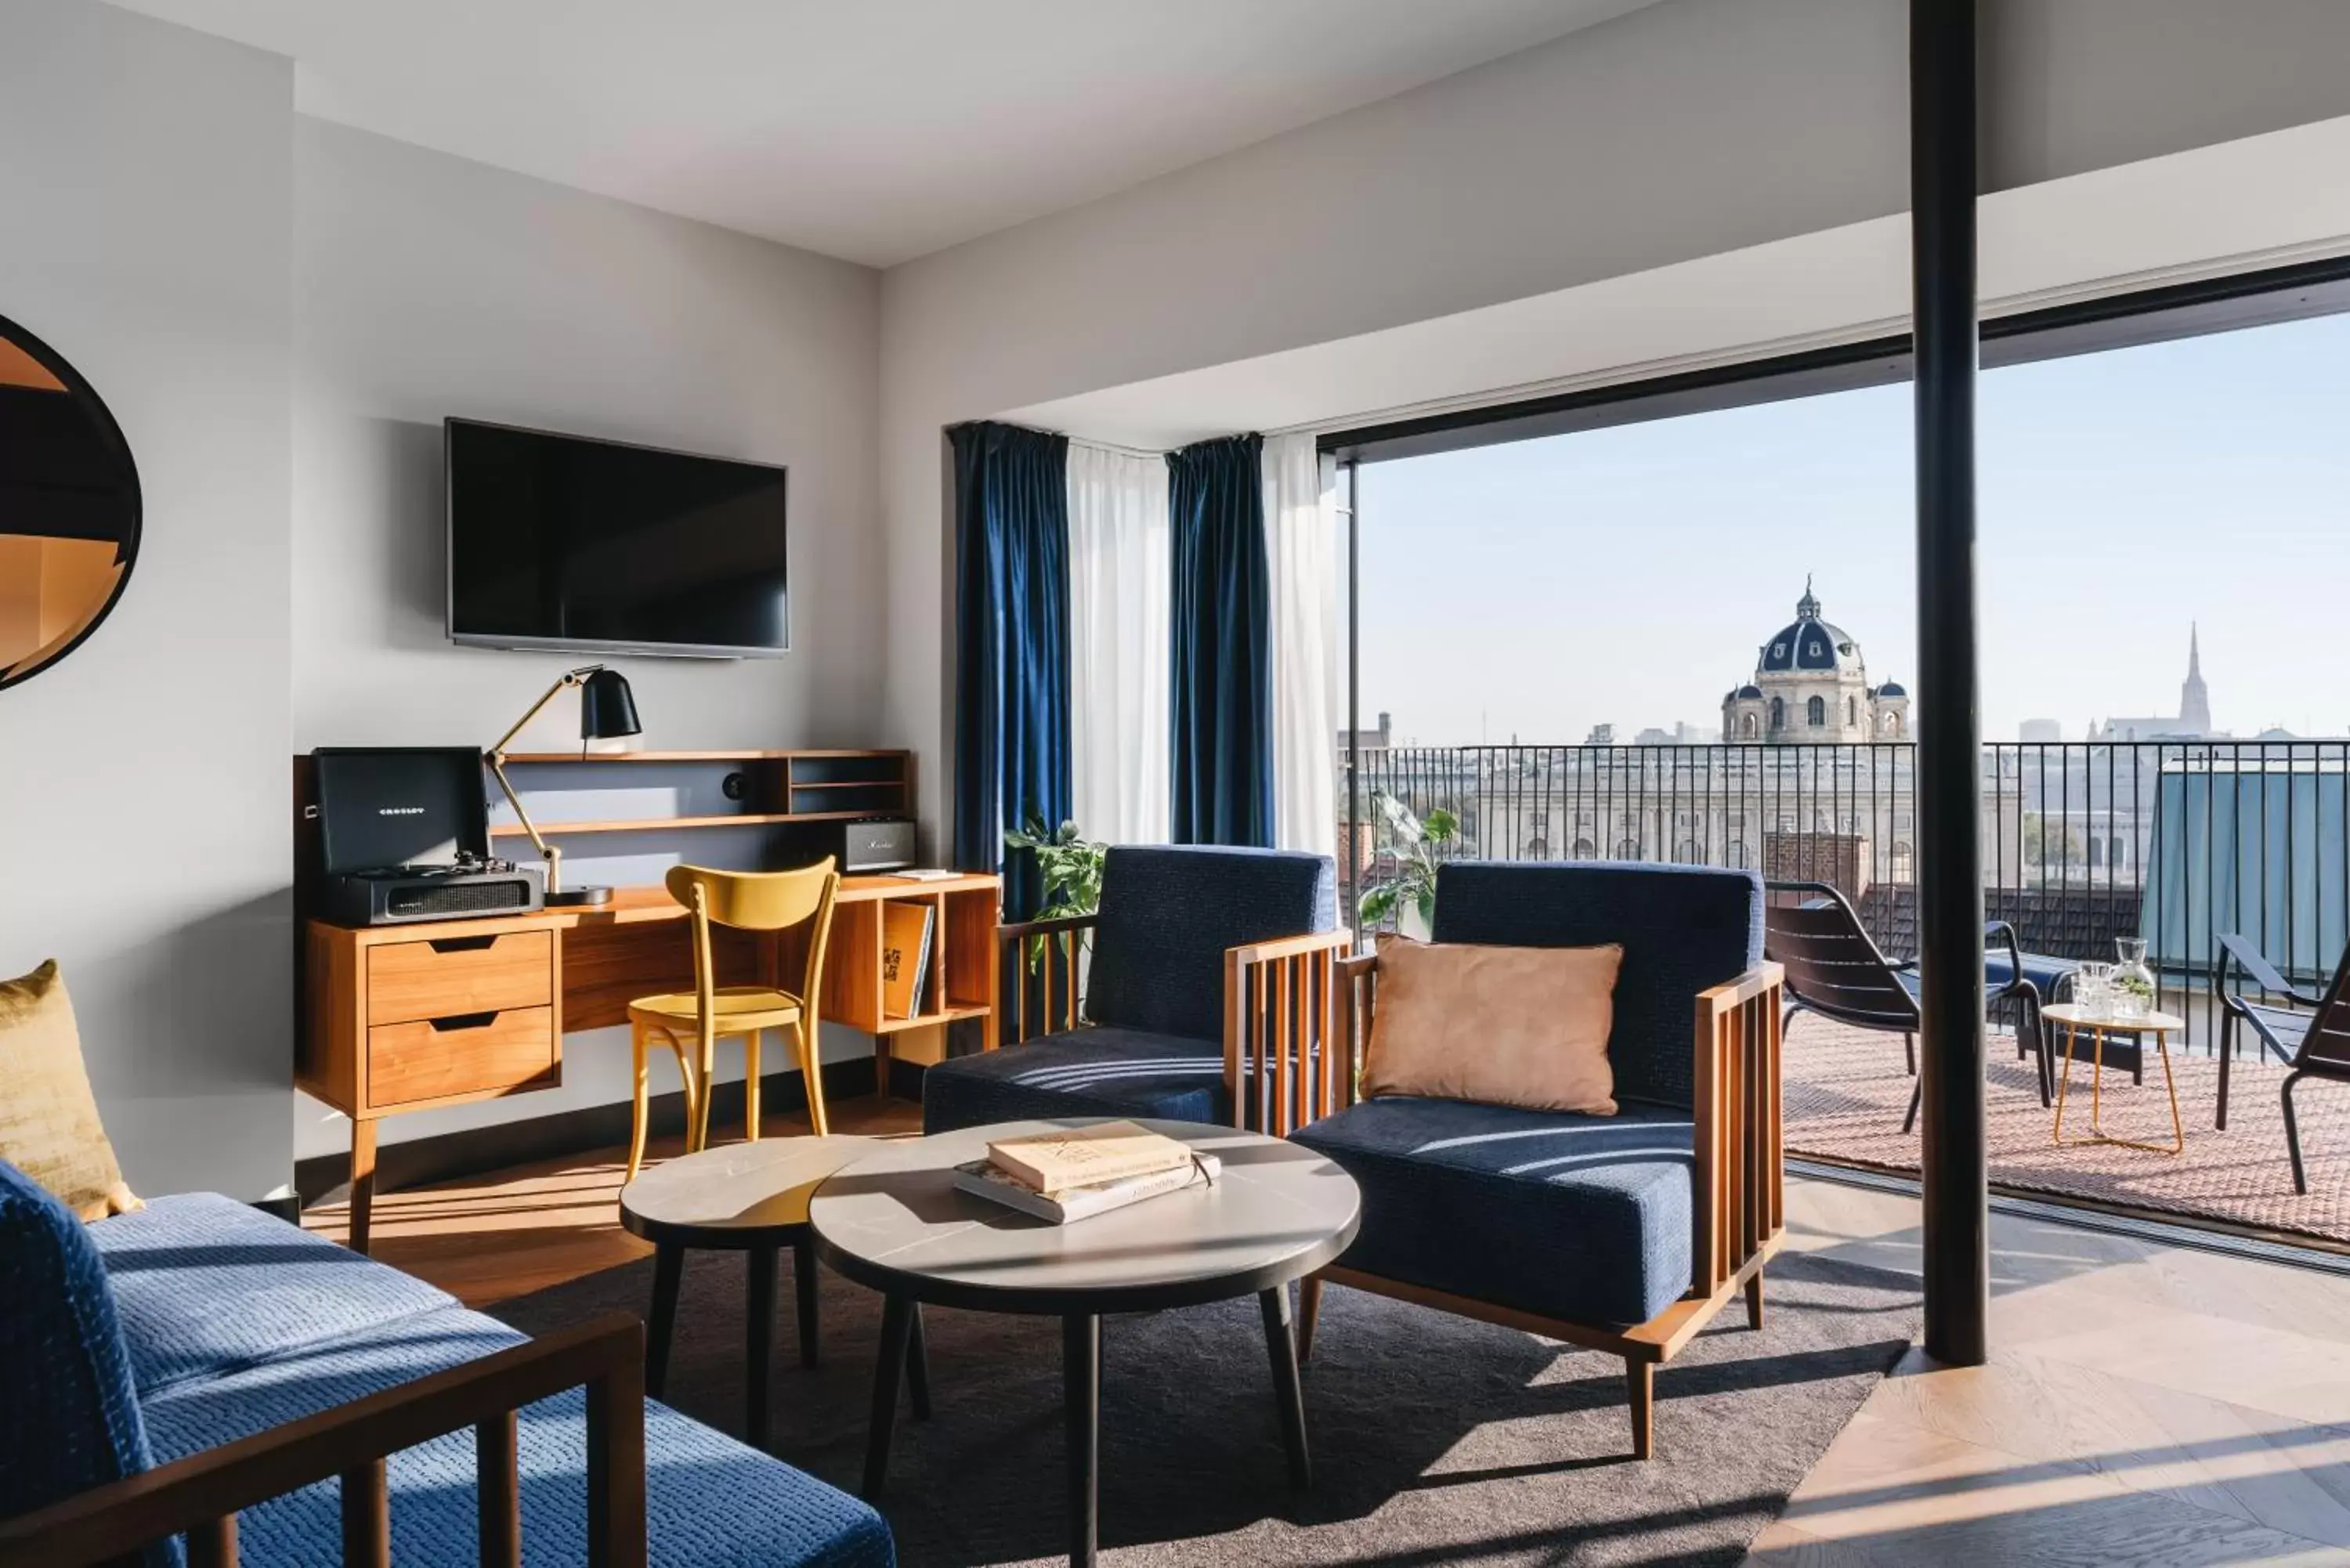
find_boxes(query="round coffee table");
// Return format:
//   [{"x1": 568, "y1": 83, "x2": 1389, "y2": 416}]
[
  {"x1": 620, "y1": 1136, "x2": 930, "y2": 1449},
  {"x1": 2047, "y1": 1003, "x2": 2188, "y2": 1154},
  {"x1": 808, "y1": 1118, "x2": 1361, "y2": 1567}
]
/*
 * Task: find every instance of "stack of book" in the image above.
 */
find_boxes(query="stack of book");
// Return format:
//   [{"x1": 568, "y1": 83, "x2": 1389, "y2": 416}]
[{"x1": 953, "y1": 1120, "x2": 1218, "y2": 1225}]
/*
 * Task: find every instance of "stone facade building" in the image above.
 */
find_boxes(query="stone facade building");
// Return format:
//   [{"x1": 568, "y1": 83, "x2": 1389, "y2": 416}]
[{"x1": 1723, "y1": 580, "x2": 1909, "y2": 745}]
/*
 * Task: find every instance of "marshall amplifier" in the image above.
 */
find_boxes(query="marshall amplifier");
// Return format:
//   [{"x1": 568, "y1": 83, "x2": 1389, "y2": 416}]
[
  {"x1": 775, "y1": 816, "x2": 916, "y2": 874},
  {"x1": 309, "y1": 746, "x2": 545, "y2": 926}
]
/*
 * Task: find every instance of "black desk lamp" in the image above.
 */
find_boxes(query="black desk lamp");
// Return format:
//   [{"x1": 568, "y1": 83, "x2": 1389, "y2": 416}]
[{"x1": 486, "y1": 664, "x2": 641, "y2": 906}]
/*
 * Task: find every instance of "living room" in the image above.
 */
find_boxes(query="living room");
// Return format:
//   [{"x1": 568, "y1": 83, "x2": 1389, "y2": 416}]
[{"x1": 6, "y1": 2, "x2": 2350, "y2": 1565}]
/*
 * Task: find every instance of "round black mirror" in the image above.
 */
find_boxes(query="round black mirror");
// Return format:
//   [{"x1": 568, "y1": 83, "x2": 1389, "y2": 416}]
[{"x1": 0, "y1": 314, "x2": 140, "y2": 690}]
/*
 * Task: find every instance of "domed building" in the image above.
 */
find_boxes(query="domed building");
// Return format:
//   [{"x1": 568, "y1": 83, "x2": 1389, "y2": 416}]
[{"x1": 1723, "y1": 580, "x2": 1909, "y2": 746}]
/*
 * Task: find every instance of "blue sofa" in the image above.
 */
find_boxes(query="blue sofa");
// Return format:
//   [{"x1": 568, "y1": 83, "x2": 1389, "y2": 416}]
[
  {"x1": 0, "y1": 1160, "x2": 892, "y2": 1566},
  {"x1": 923, "y1": 844, "x2": 1337, "y2": 1134},
  {"x1": 1291, "y1": 862, "x2": 1784, "y2": 1460}
]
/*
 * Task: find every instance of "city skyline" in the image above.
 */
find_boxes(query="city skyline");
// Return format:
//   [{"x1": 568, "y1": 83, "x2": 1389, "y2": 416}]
[{"x1": 1354, "y1": 310, "x2": 2350, "y2": 746}]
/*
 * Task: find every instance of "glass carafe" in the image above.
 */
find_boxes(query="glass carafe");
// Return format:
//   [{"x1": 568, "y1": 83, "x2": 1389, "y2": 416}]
[{"x1": 2112, "y1": 937, "x2": 2156, "y2": 1021}]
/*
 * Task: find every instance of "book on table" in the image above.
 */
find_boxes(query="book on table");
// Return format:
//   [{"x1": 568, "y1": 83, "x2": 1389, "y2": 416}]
[
  {"x1": 985, "y1": 1120, "x2": 1195, "y2": 1193},
  {"x1": 953, "y1": 1152, "x2": 1220, "y2": 1225}
]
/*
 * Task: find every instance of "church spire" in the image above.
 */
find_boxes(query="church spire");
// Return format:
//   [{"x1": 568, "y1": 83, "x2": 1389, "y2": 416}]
[{"x1": 2179, "y1": 622, "x2": 2211, "y2": 735}]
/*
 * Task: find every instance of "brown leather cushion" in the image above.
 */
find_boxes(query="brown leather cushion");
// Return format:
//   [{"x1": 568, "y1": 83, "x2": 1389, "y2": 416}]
[
  {"x1": 1362, "y1": 939, "x2": 1625, "y2": 1116},
  {"x1": 0, "y1": 960, "x2": 141, "y2": 1220}
]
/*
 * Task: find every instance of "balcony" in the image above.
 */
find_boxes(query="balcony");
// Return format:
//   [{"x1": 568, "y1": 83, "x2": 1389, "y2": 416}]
[{"x1": 1345, "y1": 739, "x2": 2350, "y2": 1249}]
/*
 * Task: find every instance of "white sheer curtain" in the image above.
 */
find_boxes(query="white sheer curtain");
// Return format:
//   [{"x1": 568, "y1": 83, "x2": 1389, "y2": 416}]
[
  {"x1": 1066, "y1": 441, "x2": 1171, "y2": 846},
  {"x1": 1263, "y1": 432, "x2": 1338, "y2": 859}
]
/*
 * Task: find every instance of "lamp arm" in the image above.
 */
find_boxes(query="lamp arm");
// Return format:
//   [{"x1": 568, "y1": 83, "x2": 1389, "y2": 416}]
[
  {"x1": 490, "y1": 670, "x2": 589, "y2": 758},
  {"x1": 486, "y1": 668, "x2": 597, "y2": 896},
  {"x1": 486, "y1": 753, "x2": 562, "y2": 894}
]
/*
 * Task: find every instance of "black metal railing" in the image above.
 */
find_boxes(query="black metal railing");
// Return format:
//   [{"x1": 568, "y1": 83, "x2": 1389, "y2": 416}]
[{"x1": 1342, "y1": 739, "x2": 2350, "y2": 1046}]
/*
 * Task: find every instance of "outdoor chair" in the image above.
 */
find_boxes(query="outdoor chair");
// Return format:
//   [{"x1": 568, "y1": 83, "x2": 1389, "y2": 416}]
[
  {"x1": 921, "y1": 844, "x2": 1343, "y2": 1134},
  {"x1": 2215, "y1": 933, "x2": 2350, "y2": 1193},
  {"x1": 1989, "y1": 945, "x2": 2129, "y2": 1084},
  {"x1": 1291, "y1": 861, "x2": 1784, "y2": 1461},
  {"x1": 1764, "y1": 881, "x2": 2052, "y2": 1131}
]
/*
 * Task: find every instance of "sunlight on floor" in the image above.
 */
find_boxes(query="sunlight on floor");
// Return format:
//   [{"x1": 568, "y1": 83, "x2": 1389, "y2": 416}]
[{"x1": 1744, "y1": 1186, "x2": 2350, "y2": 1565}]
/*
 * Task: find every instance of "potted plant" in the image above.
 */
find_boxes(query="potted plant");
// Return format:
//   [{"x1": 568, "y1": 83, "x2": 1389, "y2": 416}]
[
  {"x1": 1003, "y1": 817, "x2": 1105, "y2": 973},
  {"x1": 1357, "y1": 793, "x2": 1458, "y2": 942}
]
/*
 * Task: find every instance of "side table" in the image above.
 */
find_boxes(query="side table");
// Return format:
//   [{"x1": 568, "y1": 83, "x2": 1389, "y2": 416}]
[
  {"x1": 620, "y1": 1136, "x2": 928, "y2": 1449},
  {"x1": 2047, "y1": 1003, "x2": 2186, "y2": 1155}
]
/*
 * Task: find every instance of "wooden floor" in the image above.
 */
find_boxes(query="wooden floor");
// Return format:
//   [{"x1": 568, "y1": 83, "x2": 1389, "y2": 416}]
[
  {"x1": 301, "y1": 1096, "x2": 923, "y2": 1306},
  {"x1": 1747, "y1": 1181, "x2": 2350, "y2": 1566},
  {"x1": 306, "y1": 1097, "x2": 2350, "y2": 1565}
]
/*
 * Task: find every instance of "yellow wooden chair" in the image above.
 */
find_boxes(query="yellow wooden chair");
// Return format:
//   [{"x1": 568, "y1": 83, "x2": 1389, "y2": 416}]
[{"x1": 624, "y1": 859, "x2": 841, "y2": 1181}]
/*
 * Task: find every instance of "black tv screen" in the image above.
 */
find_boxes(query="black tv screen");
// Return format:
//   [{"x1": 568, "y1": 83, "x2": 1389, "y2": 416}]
[{"x1": 446, "y1": 419, "x2": 788, "y2": 657}]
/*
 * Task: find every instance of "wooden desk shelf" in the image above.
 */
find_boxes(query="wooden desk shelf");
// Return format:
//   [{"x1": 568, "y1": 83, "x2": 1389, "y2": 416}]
[{"x1": 486, "y1": 748, "x2": 913, "y2": 839}]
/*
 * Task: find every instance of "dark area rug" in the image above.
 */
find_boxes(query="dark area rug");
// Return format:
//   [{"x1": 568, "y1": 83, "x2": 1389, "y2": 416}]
[{"x1": 494, "y1": 1248, "x2": 1919, "y2": 1567}]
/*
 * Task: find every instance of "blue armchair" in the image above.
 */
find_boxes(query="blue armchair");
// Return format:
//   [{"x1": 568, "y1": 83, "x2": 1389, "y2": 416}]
[
  {"x1": 922, "y1": 844, "x2": 1343, "y2": 1135},
  {"x1": 1289, "y1": 862, "x2": 1784, "y2": 1461},
  {"x1": 0, "y1": 1161, "x2": 892, "y2": 1567}
]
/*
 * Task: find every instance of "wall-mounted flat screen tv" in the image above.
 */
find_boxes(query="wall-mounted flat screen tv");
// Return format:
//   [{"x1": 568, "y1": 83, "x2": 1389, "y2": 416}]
[{"x1": 446, "y1": 418, "x2": 788, "y2": 658}]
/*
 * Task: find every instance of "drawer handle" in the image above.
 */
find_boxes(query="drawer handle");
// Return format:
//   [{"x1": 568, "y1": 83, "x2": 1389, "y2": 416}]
[
  {"x1": 428, "y1": 1011, "x2": 499, "y2": 1032},
  {"x1": 428, "y1": 935, "x2": 501, "y2": 954}
]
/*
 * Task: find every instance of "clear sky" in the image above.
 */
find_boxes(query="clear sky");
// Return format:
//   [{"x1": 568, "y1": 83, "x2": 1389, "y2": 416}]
[{"x1": 1354, "y1": 310, "x2": 2350, "y2": 746}]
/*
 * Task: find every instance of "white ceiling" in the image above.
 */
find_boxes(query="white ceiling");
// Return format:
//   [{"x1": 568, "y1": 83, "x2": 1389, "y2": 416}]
[
  {"x1": 110, "y1": 0, "x2": 1654, "y2": 267},
  {"x1": 1003, "y1": 114, "x2": 2350, "y2": 450}
]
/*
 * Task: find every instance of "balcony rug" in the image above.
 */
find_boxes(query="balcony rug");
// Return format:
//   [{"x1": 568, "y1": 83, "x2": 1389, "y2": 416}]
[
  {"x1": 1784, "y1": 1016, "x2": 2350, "y2": 1248},
  {"x1": 494, "y1": 1244, "x2": 1920, "y2": 1567}
]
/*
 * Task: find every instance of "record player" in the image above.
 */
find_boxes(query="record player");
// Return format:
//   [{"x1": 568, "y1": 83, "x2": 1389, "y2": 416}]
[{"x1": 310, "y1": 747, "x2": 545, "y2": 927}]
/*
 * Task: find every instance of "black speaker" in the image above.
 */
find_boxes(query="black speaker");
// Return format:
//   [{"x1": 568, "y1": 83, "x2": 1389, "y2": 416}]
[{"x1": 776, "y1": 817, "x2": 916, "y2": 874}]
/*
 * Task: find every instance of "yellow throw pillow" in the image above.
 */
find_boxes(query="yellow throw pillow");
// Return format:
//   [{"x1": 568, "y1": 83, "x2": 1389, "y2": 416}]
[
  {"x1": 1363, "y1": 939, "x2": 1625, "y2": 1116},
  {"x1": 0, "y1": 960, "x2": 142, "y2": 1220}
]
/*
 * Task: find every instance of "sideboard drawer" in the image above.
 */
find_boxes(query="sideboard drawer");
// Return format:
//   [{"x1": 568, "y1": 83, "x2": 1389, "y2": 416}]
[
  {"x1": 367, "y1": 1006, "x2": 557, "y2": 1107},
  {"x1": 367, "y1": 930, "x2": 553, "y2": 1026}
]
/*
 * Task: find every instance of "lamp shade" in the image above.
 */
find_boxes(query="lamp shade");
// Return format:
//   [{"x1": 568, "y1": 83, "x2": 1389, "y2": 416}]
[{"x1": 579, "y1": 667, "x2": 642, "y2": 740}]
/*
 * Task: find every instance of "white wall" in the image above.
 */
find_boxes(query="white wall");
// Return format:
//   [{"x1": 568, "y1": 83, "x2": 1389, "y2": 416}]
[
  {"x1": 878, "y1": 0, "x2": 2350, "y2": 832},
  {"x1": 291, "y1": 119, "x2": 883, "y2": 1160},
  {"x1": 293, "y1": 119, "x2": 882, "y2": 753},
  {"x1": 0, "y1": 0, "x2": 295, "y2": 1199}
]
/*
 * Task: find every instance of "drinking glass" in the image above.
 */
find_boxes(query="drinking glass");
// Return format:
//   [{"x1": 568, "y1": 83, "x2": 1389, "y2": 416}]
[{"x1": 2073, "y1": 961, "x2": 2115, "y2": 1017}]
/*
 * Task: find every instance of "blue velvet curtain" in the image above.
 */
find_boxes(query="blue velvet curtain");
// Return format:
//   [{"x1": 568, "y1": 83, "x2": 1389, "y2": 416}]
[
  {"x1": 951, "y1": 421, "x2": 1072, "y2": 919},
  {"x1": 1167, "y1": 433, "x2": 1273, "y2": 847}
]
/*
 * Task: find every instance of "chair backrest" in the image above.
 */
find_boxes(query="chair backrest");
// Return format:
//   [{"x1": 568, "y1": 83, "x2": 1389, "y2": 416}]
[
  {"x1": 1084, "y1": 845, "x2": 1335, "y2": 1042},
  {"x1": 1430, "y1": 861, "x2": 1763, "y2": 1110},
  {"x1": 2299, "y1": 949, "x2": 2350, "y2": 1075},
  {"x1": 664, "y1": 860, "x2": 841, "y2": 1016},
  {"x1": 1762, "y1": 880, "x2": 1919, "y2": 1035},
  {"x1": 0, "y1": 1160, "x2": 154, "y2": 1536}
]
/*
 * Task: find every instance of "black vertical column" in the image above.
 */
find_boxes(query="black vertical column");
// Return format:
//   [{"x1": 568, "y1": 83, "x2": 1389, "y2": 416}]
[{"x1": 1911, "y1": 0, "x2": 1990, "y2": 1365}]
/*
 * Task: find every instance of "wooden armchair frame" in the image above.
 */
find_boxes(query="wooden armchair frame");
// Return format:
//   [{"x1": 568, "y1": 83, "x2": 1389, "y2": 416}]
[
  {"x1": 993, "y1": 916, "x2": 1351, "y2": 1133},
  {"x1": 1300, "y1": 948, "x2": 1787, "y2": 1460},
  {"x1": 0, "y1": 1315, "x2": 648, "y2": 1568}
]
